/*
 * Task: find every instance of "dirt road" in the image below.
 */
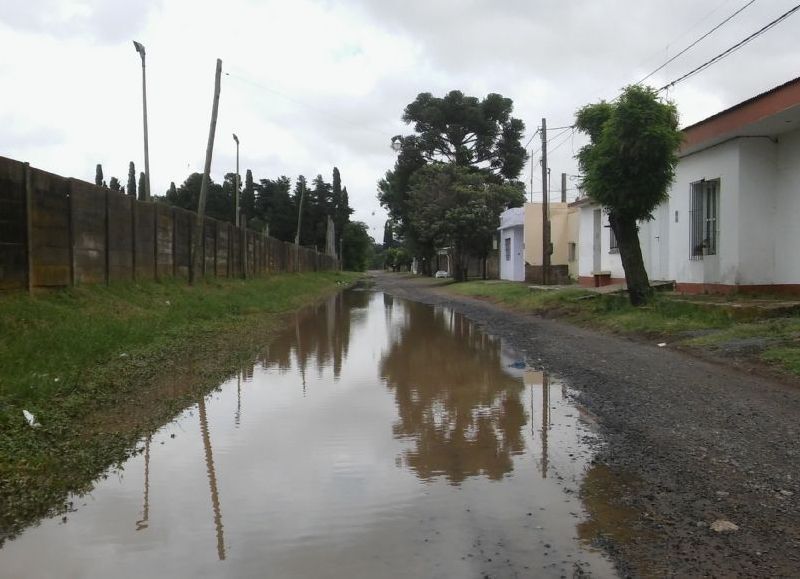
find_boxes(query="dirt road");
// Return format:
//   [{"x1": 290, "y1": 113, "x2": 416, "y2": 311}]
[{"x1": 373, "y1": 272, "x2": 800, "y2": 578}]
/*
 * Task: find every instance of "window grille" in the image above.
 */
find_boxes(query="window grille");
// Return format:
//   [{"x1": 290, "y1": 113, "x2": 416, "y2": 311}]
[
  {"x1": 609, "y1": 227, "x2": 619, "y2": 254},
  {"x1": 504, "y1": 237, "x2": 511, "y2": 261},
  {"x1": 690, "y1": 179, "x2": 719, "y2": 259}
]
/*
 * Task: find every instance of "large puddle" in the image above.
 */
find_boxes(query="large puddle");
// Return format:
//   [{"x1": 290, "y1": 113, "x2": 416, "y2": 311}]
[{"x1": 0, "y1": 290, "x2": 620, "y2": 578}]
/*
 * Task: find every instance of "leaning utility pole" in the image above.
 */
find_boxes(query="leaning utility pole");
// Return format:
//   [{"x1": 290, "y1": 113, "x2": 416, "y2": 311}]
[
  {"x1": 561, "y1": 172, "x2": 567, "y2": 204},
  {"x1": 190, "y1": 58, "x2": 222, "y2": 285},
  {"x1": 133, "y1": 41, "x2": 151, "y2": 201},
  {"x1": 540, "y1": 117, "x2": 550, "y2": 284}
]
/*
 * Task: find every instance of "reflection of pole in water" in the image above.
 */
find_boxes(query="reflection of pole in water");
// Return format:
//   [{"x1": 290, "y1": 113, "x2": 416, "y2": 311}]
[
  {"x1": 235, "y1": 371, "x2": 241, "y2": 427},
  {"x1": 541, "y1": 373, "x2": 550, "y2": 479},
  {"x1": 199, "y1": 397, "x2": 226, "y2": 561},
  {"x1": 295, "y1": 313, "x2": 307, "y2": 396},
  {"x1": 135, "y1": 436, "x2": 151, "y2": 531}
]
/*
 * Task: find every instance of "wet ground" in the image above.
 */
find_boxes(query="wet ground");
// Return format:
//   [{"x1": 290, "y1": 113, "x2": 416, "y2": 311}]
[
  {"x1": 374, "y1": 273, "x2": 800, "y2": 578},
  {"x1": 0, "y1": 289, "x2": 620, "y2": 578}
]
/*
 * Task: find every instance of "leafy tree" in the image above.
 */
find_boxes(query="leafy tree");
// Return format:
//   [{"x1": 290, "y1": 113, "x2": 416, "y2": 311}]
[
  {"x1": 138, "y1": 172, "x2": 146, "y2": 201},
  {"x1": 127, "y1": 162, "x2": 137, "y2": 198},
  {"x1": 95, "y1": 164, "x2": 103, "y2": 187},
  {"x1": 575, "y1": 85, "x2": 682, "y2": 305},
  {"x1": 254, "y1": 176, "x2": 295, "y2": 241},
  {"x1": 108, "y1": 176, "x2": 121, "y2": 192},
  {"x1": 399, "y1": 90, "x2": 527, "y2": 180},
  {"x1": 165, "y1": 172, "x2": 231, "y2": 222},
  {"x1": 408, "y1": 164, "x2": 524, "y2": 281},
  {"x1": 342, "y1": 221, "x2": 372, "y2": 271},
  {"x1": 168, "y1": 181, "x2": 177, "y2": 197},
  {"x1": 386, "y1": 246, "x2": 412, "y2": 271}
]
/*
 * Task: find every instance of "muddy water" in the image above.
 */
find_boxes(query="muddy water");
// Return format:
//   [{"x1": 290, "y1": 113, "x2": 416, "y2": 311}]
[{"x1": 0, "y1": 290, "x2": 619, "y2": 578}]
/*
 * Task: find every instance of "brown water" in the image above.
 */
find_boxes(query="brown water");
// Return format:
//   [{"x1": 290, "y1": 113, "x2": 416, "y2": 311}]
[{"x1": 0, "y1": 290, "x2": 619, "y2": 578}]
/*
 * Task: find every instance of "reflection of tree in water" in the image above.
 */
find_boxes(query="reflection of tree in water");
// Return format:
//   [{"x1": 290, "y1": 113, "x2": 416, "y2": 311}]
[
  {"x1": 380, "y1": 303, "x2": 527, "y2": 484},
  {"x1": 259, "y1": 290, "x2": 370, "y2": 380}
]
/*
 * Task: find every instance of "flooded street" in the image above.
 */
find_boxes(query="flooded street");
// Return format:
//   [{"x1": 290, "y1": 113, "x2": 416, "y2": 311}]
[{"x1": 0, "y1": 289, "x2": 618, "y2": 578}]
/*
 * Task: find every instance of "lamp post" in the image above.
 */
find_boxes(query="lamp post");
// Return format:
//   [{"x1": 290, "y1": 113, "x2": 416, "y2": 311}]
[
  {"x1": 232, "y1": 133, "x2": 240, "y2": 227},
  {"x1": 132, "y1": 41, "x2": 151, "y2": 201}
]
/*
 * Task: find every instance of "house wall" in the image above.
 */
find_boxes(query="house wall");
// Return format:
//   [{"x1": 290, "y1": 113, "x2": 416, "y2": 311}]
[
  {"x1": 577, "y1": 206, "x2": 626, "y2": 282},
  {"x1": 523, "y1": 202, "x2": 570, "y2": 267},
  {"x1": 773, "y1": 129, "x2": 800, "y2": 284},
  {"x1": 668, "y1": 139, "x2": 741, "y2": 286},
  {"x1": 499, "y1": 225, "x2": 524, "y2": 281},
  {"x1": 566, "y1": 207, "x2": 579, "y2": 279},
  {"x1": 737, "y1": 137, "x2": 777, "y2": 284}
]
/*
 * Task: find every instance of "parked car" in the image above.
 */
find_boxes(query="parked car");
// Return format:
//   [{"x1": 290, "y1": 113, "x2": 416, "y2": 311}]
[{"x1": 434, "y1": 270, "x2": 450, "y2": 279}]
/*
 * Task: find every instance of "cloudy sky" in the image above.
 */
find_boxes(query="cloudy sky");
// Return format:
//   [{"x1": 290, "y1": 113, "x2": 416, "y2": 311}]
[{"x1": 2, "y1": 0, "x2": 799, "y2": 239}]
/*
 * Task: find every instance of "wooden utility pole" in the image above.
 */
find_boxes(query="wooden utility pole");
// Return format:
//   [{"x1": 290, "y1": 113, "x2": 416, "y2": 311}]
[
  {"x1": 190, "y1": 58, "x2": 222, "y2": 285},
  {"x1": 561, "y1": 172, "x2": 567, "y2": 203},
  {"x1": 540, "y1": 118, "x2": 550, "y2": 284}
]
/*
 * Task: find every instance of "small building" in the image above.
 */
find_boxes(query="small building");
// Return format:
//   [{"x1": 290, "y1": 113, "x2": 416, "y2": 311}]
[
  {"x1": 498, "y1": 207, "x2": 525, "y2": 281},
  {"x1": 575, "y1": 76, "x2": 800, "y2": 293},
  {"x1": 498, "y1": 203, "x2": 580, "y2": 283}
]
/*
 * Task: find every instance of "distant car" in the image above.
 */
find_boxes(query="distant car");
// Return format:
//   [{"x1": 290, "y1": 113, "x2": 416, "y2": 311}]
[{"x1": 434, "y1": 270, "x2": 450, "y2": 279}]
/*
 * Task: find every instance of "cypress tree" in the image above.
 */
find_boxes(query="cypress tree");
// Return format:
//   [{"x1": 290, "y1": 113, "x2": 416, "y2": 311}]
[
  {"x1": 138, "y1": 172, "x2": 146, "y2": 201},
  {"x1": 108, "y1": 177, "x2": 121, "y2": 192},
  {"x1": 127, "y1": 162, "x2": 137, "y2": 198},
  {"x1": 95, "y1": 164, "x2": 103, "y2": 187}
]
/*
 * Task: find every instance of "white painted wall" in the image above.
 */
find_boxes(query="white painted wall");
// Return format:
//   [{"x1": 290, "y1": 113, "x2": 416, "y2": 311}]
[
  {"x1": 773, "y1": 129, "x2": 800, "y2": 284},
  {"x1": 577, "y1": 126, "x2": 800, "y2": 288},
  {"x1": 499, "y1": 226, "x2": 525, "y2": 281}
]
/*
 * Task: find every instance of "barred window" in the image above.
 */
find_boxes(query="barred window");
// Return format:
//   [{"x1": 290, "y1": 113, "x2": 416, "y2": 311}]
[
  {"x1": 609, "y1": 227, "x2": 619, "y2": 254},
  {"x1": 690, "y1": 179, "x2": 719, "y2": 259},
  {"x1": 504, "y1": 237, "x2": 511, "y2": 261}
]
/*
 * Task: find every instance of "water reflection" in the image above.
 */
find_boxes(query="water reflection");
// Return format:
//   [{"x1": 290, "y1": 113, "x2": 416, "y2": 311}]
[
  {"x1": 380, "y1": 303, "x2": 527, "y2": 484},
  {"x1": 0, "y1": 289, "x2": 620, "y2": 579}
]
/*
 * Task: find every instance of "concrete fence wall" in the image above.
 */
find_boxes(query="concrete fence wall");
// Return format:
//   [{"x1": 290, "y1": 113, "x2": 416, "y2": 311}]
[{"x1": 0, "y1": 155, "x2": 337, "y2": 293}]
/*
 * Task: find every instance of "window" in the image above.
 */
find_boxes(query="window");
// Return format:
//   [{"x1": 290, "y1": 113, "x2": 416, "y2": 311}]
[
  {"x1": 504, "y1": 237, "x2": 511, "y2": 261},
  {"x1": 568, "y1": 242, "x2": 576, "y2": 262},
  {"x1": 609, "y1": 227, "x2": 619, "y2": 254},
  {"x1": 690, "y1": 179, "x2": 719, "y2": 259}
]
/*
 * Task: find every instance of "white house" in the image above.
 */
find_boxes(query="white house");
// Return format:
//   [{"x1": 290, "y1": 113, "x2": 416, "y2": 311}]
[
  {"x1": 498, "y1": 207, "x2": 525, "y2": 281},
  {"x1": 576, "y1": 76, "x2": 800, "y2": 294}
]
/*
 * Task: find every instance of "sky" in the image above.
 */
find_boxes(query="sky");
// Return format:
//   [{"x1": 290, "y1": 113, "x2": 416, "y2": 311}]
[{"x1": 2, "y1": 0, "x2": 799, "y2": 241}]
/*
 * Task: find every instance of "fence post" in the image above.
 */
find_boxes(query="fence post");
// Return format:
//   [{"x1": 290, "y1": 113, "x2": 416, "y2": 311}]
[
  {"x1": 214, "y1": 220, "x2": 218, "y2": 277},
  {"x1": 67, "y1": 179, "x2": 75, "y2": 287},
  {"x1": 171, "y1": 207, "x2": 177, "y2": 278},
  {"x1": 153, "y1": 203, "x2": 159, "y2": 281},
  {"x1": 104, "y1": 189, "x2": 110, "y2": 286},
  {"x1": 131, "y1": 197, "x2": 137, "y2": 281},
  {"x1": 24, "y1": 163, "x2": 33, "y2": 294}
]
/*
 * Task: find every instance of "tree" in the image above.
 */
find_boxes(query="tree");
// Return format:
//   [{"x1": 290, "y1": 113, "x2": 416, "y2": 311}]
[
  {"x1": 95, "y1": 164, "x2": 103, "y2": 187},
  {"x1": 108, "y1": 176, "x2": 121, "y2": 192},
  {"x1": 408, "y1": 164, "x2": 524, "y2": 282},
  {"x1": 138, "y1": 172, "x2": 146, "y2": 201},
  {"x1": 342, "y1": 221, "x2": 372, "y2": 271},
  {"x1": 256, "y1": 176, "x2": 295, "y2": 241},
  {"x1": 168, "y1": 181, "x2": 177, "y2": 197},
  {"x1": 383, "y1": 219, "x2": 394, "y2": 248},
  {"x1": 127, "y1": 162, "x2": 137, "y2": 198},
  {"x1": 242, "y1": 169, "x2": 255, "y2": 222},
  {"x1": 399, "y1": 90, "x2": 527, "y2": 180},
  {"x1": 575, "y1": 85, "x2": 682, "y2": 306}
]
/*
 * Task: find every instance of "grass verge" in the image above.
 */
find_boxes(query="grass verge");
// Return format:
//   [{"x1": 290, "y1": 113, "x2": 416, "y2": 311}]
[
  {"x1": 0, "y1": 271, "x2": 360, "y2": 542},
  {"x1": 444, "y1": 280, "x2": 800, "y2": 376}
]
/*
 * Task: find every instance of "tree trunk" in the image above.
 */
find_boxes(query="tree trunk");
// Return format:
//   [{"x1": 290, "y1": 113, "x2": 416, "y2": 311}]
[{"x1": 609, "y1": 212, "x2": 652, "y2": 306}]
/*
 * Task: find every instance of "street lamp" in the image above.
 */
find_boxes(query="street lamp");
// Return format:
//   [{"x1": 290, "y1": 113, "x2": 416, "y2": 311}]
[
  {"x1": 390, "y1": 135, "x2": 402, "y2": 152},
  {"x1": 232, "y1": 133, "x2": 240, "y2": 227},
  {"x1": 132, "y1": 41, "x2": 151, "y2": 201}
]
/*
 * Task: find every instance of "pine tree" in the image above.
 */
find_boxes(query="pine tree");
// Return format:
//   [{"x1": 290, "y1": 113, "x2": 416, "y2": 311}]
[
  {"x1": 108, "y1": 177, "x2": 121, "y2": 192},
  {"x1": 127, "y1": 162, "x2": 137, "y2": 198},
  {"x1": 138, "y1": 172, "x2": 146, "y2": 201},
  {"x1": 95, "y1": 164, "x2": 104, "y2": 187},
  {"x1": 168, "y1": 182, "x2": 177, "y2": 197}
]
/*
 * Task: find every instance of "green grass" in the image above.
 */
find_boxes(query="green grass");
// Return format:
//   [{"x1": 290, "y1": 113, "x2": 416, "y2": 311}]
[
  {"x1": 762, "y1": 347, "x2": 800, "y2": 374},
  {"x1": 0, "y1": 271, "x2": 360, "y2": 539},
  {"x1": 0, "y1": 272, "x2": 357, "y2": 414},
  {"x1": 447, "y1": 280, "x2": 733, "y2": 335}
]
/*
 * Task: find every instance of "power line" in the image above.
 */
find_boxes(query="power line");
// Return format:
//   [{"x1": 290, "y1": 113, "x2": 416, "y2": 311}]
[
  {"x1": 523, "y1": 128, "x2": 540, "y2": 149},
  {"x1": 637, "y1": 0, "x2": 757, "y2": 85},
  {"x1": 660, "y1": 3, "x2": 800, "y2": 91}
]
